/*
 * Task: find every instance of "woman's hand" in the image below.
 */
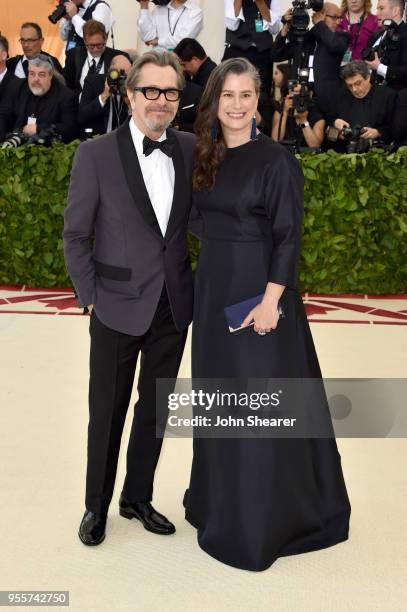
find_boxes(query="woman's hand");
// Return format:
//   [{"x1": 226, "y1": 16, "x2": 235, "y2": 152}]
[
  {"x1": 241, "y1": 301, "x2": 280, "y2": 334},
  {"x1": 295, "y1": 109, "x2": 309, "y2": 123},
  {"x1": 283, "y1": 93, "x2": 294, "y2": 114}
]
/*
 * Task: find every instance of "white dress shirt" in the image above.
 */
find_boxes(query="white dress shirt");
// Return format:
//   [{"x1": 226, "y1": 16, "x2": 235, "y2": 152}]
[
  {"x1": 14, "y1": 55, "x2": 29, "y2": 79},
  {"x1": 129, "y1": 118, "x2": 175, "y2": 237},
  {"x1": 138, "y1": 0, "x2": 203, "y2": 51},
  {"x1": 225, "y1": 0, "x2": 281, "y2": 36},
  {"x1": 60, "y1": 0, "x2": 115, "y2": 41}
]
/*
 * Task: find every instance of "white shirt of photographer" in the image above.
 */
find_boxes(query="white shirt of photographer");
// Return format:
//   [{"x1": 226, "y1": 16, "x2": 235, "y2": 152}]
[
  {"x1": 59, "y1": 0, "x2": 115, "y2": 41},
  {"x1": 138, "y1": 0, "x2": 203, "y2": 51},
  {"x1": 129, "y1": 118, "x2": 175, "y2": 237},
  {"x1": 225, "y1": 0, "x2": 281, "y2": 36}
]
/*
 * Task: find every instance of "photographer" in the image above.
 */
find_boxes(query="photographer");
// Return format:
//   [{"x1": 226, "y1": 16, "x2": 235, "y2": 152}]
[
  {"x1": 7, "y1": 23, "x2": 63, "y2": 79},
  {"x1": 271, "y1": 79, "x2": 325, "y2": 148},
  {"x1": 137, "y1": 1, "x2": 203, "y2": 52},
  {"x1": 58, "y1": 0, "x2": 114, "y2": 52},
  {"x1": 271, "y1": 3, "x2": 350, "y2": 115},
  {"x1": 363, "y1": 0, "x2": 407, "y2": 90},
  {"x1": 173, "y1": 38, "x2": 217, "y2": 88},
  {"x1": 64, "y1": 20, "x2": 125, "y2": 94},
  {"x1": 326, "y1": 59, "x2": 396, "y2": 151},
  {"x1": 0, "y1": 55, "x2": 78, "y2": 144},
  {"x1": 78, "y1": 54, "x2": 132, "y2": 136},
  {"x1": 224, "y1": 0, "x2": 281, "y2": 92}
]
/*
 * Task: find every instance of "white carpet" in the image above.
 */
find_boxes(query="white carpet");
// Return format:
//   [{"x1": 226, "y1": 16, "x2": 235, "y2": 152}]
[{"x1": 1, "y1": 296, "x2": 406, "y2": 611}]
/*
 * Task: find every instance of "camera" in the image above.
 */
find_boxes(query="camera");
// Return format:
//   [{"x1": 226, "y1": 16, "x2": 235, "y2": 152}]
[
  {"x1": 287, "y1": 69, "x2": 312, "y2": 114},
  {"x1": 1, "y1": 131, "x2": 27, "y2": 149},
  {"x1": 48, "y1": 0, "x2": 69, "y2": 25},
  {"x1": 326, "y1": 124, "x2": 376, "y2": 153},
  {"x1": 107, "y1": 68, "x2": 127, "y2": 96},
  {"x1": 361, "y1": 19, "x2": 400, "y2": 61},
  {"x1": 289, "y1": 0, "x2": 324, "y2": 36},
  {"x1": 1, "y1": 126, "x2": 61, "y2": 149},
  {"x1": 28, "y1": 126, "x2": 61, "y2": 146}
]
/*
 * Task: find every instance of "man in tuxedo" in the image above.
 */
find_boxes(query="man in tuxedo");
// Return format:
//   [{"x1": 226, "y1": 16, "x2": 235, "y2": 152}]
[
  {"x1": 363, "y1": 0, "x2": 407, "y2": 90},
  {"x1": 271, "y1": 4, "x2": 350, "y2": 115},
  {"x1": 7, "y1": 23, "x2": 63, "y2": 79},
  {"x1": 63, "y1": 50, "x2": 195, "y2": 546},
  {"x1": 78, "y1": 53, "x2": 132, "y2": 136},
  {"x1": 0, "y1": 55, "x2": 78, "y2": 143},
  {"x1": 173, "y1": 38, "x2": 217, "y2": 89},
  {"x1": 63, "y1": 19, "x2": 125, "y2": 94}
]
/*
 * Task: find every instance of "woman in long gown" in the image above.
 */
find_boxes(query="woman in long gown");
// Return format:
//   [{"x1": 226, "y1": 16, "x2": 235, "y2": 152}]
[{"x1": 183, "y1": 58, "x2": 351, "y2": 572}]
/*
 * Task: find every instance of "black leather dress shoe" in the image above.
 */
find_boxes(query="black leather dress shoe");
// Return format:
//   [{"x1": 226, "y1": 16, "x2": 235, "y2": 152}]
[
  {"x1": 78, "y1": 510, "x2": 107, "y2": 546},
  {"x1": 119, "y1": 495, "x2": 175, "y2": 535}
]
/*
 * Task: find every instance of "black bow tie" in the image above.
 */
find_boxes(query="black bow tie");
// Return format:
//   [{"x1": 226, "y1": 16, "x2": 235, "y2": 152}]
[{"x1": 143, "y1": 135, "x2": 174, "y2": 158}]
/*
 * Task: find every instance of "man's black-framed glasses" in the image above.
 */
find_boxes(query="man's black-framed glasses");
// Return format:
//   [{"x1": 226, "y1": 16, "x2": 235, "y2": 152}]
[{"x1": 133, "y1": 86, "x2": 182, "y2": 101}]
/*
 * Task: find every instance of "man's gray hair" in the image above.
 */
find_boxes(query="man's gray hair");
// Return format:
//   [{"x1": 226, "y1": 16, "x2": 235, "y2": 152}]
[
  {"x1": 28, "y1": 54, "x2": 55, "y2": 74},
  {"x1": 126, "y1": 50, "x2": 185, "y2": 92},
  {"x1": 341, "y1": 60, "x2": 370, "y2": 81}
]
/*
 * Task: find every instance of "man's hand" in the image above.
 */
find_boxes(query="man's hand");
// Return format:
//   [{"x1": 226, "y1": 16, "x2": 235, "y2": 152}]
[
  {"x1": 139, "y1": 0, "x2": 150, "y2": 8},
  {"x1": 312, "y1": 11, "x2": 325, "y2": 25},
  {"x1": 334, "y1": 118, "x2": 349, "y2": 130},
  {"x1": 361, "y1": 127, "x2": 380, "y2": 140},
  {"x1": 100, "y1": 80, "x2": 111, "y2": 105},
  {"x1": 65, "y1": 1, "x2": 79, "y2": 18},
  {"x1": 334, "y1": 118, "x2": 349, "y2": 139},
  {"x1": 364, "y1": 52, "x2": 380, "y2": 71},
  {"x1": 22, "y1": 124, "x2": 37, "y2": 136},
  {"x1": 145, "y1": 38, "x2": 159, "y2": 46}
]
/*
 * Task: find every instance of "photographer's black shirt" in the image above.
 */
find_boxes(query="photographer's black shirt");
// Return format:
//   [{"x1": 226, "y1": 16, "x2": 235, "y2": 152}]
[{"x1": 328, "y1": 83, "x2": 396, "y2": 146}]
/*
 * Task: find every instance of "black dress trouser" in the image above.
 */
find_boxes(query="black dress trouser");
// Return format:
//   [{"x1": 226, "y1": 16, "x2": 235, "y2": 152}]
[{"x1": 85, "y1": 286, "x2": 188, "y2": 515}]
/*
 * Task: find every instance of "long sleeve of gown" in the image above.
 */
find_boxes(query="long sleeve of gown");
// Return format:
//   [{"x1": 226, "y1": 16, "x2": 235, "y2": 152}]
[{"x1": 264, "y1": 151, "x2": 304, "y2": 289}]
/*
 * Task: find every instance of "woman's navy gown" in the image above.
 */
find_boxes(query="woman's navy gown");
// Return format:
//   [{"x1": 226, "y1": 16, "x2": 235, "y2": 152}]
[{"x1": 183, "y1": 134, "x2": 351, "y2": 571}]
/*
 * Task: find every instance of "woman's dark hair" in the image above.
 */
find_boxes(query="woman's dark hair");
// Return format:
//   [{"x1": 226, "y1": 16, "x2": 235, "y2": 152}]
[
  {"x1": 274, "y1": 63, "x2": 290, "y2": 99},
  {"x1": 193, "y1": 58, "x2": 260, "y2": 192}
]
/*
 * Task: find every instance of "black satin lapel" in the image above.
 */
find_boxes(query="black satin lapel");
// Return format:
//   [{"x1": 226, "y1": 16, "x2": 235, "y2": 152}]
[
  {"x1": 165, "y1": 134, "x2": 191, "y2": 241},
  {"x1": 116, "y1": 120, "x2": 162, "y2": 236},
  {"x1": 77, "y1": 48, "x2": 87, "y2": 83}
]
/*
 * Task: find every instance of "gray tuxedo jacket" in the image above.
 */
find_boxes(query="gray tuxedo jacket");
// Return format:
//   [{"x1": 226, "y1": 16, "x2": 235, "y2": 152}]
[{"x1": 63, "y1": 119, "x2": 196, "y2": 336}]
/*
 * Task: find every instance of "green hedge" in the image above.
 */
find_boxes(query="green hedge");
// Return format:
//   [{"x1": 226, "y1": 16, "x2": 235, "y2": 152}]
[{"x1": 0, "y1": 143, "x2": 406, "y2": 293}]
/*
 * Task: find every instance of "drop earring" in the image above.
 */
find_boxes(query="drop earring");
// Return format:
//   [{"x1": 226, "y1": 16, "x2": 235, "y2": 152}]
[{"x1": 251, "y1": 116, "x2": 257, "y2": 141}]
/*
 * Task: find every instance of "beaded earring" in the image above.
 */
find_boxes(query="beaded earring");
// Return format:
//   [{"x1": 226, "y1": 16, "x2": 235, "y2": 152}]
[{"x1": 251, "y1": 116, "x2": 258, "y2": 141}]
